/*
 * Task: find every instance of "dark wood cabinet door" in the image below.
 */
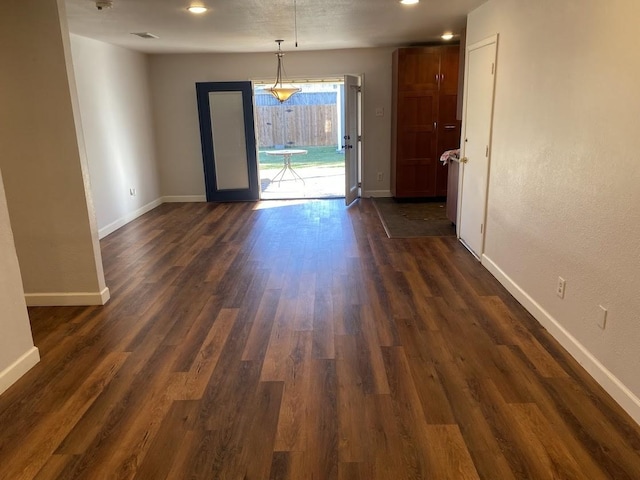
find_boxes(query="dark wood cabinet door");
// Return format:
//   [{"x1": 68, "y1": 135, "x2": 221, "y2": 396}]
[
  {"x1": 436, "y1": 93, "x2": 461, "y2": 196},
  {"x1": 439, "y1": 46, "x2": 460, "y2": 95},
  {"x1": 436, "y1": 46, "x2": 462, "y2": 196},
  {"x1": 396, "y1": 48, "x2": 440, "y2": 93}
]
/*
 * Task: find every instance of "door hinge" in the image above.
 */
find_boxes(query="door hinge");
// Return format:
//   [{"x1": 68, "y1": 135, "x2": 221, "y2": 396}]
[
  {"x1": 358, "y1": 182, "x2": 362, "y2": 187},
  {"x1": 481, "y1": 223, "x2": 484, "y2": 234},
  {"x1": 491, "y1": 63, "x2": 495, "y2": 75},
  {"x1": 357, "y1": 135, "x2": 362, "y2": 142},
  {"x1": 485, "y1": 145, "x2": 489, "y2": 157}
]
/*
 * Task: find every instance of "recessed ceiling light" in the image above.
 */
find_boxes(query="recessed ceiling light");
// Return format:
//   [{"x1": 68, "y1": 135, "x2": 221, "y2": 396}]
[
  {"x1": 441, "y1": 32, "x2": 454, "y2": 40},
  {"x1": 187, "y1": 5, "x2": 208, "y2": 14},
  {"x1": 400, "y1": 0, "x2": 419, "y2": 5}
]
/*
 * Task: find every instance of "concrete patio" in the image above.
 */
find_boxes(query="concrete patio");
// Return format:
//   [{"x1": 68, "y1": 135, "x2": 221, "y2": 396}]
[{"x1": 259, "y1": 164, "x2": 345, "y2": 200}]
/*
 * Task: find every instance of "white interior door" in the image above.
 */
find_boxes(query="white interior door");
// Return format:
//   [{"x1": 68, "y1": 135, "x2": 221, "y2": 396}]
[
  {"x1": 458, "y1": 36, "x2": 498, "y2": 258},
  {"x1": 344, "y1": 75, "x2": 360, "y2": 206}
]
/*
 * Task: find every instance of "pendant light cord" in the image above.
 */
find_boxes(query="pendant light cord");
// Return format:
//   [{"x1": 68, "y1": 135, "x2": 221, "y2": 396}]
[
  {"x1": 275, "y1": 40, "x2": 283, "y2": 86},
  {"x1": 294, "y1": 0, "x2": 298, "y2": 47}
]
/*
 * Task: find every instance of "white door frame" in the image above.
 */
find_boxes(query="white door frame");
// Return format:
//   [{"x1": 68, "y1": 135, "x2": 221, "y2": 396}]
[
  {"x1": 457, "y1": 34, "x2": 499, "y2": 258},
  {"x1": 344, "y1": 74, "x2": 362, "y2": 205},
  {"x1": 250, "y1": 76, "x2": 363, "y2": 202}
]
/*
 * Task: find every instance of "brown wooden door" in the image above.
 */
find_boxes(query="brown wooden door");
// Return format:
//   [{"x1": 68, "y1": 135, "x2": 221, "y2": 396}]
[
  {"x1": 392, "y1": 45, "x2": 461, "y2": 198},
  {"x1": 396, "y1": 90, "x2": 438, "y2": 197},
  {"x1": 393, "y1": 48, "x2": 440, "y2": 197}
]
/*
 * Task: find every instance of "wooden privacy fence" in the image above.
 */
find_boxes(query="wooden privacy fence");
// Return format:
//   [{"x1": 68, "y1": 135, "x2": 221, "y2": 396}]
[{"x1": 256, "y1": 105, "x2": 338, "y2": 148}]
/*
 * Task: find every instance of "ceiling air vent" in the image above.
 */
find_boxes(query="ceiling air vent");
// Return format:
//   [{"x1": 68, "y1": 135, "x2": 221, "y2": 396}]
[
  {"x1": 95, "y1": 0, "x2": 113, "y2": 10},
  {"x1": 131, "y1": 32, "x2": 159, "y2": 39}
]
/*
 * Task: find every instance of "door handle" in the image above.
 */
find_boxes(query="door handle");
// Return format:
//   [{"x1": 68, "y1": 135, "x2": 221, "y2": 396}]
[{"x1": 461, "y1": 157, "x2": 469, "y2": 163}]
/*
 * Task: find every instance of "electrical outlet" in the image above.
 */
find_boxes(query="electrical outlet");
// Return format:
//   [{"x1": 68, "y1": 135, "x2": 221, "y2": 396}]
[
  {"x1": 597, "y1": 305, "x2": 607, "y2": 329},
  {"x1": 377, "y1": 172, "x2": 383, "y2": 182},
  {"x1": 556, "y1": 277, "x2": 566, "y2": 299}
]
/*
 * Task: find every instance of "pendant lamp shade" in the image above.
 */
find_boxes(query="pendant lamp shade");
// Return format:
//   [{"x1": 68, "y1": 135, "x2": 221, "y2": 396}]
[{"x1": 266, "y1": 40, "x2": 300, "y2": 103}]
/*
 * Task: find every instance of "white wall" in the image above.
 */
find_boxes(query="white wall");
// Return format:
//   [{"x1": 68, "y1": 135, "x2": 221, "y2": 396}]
[
  {"x1": 149, "y1": 48, "x2": 395, "y2": 198},
  {"x1": 467, "y1": 0, "x2": 640, "y2": 423},
  {"x1": 0, "y1": 0, "x2": 108, "y2": 306},
  {"x1": 70, "y1": 35, "x2": 162, "y2": 238},
  {"x1": 0, "y1": 168, "x2": 39, "y2": 395}
]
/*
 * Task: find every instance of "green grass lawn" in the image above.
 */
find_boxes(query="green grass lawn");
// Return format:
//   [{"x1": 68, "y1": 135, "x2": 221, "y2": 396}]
[{"x1": 258, "y1": 145, "x2": 345, "y2": 169}]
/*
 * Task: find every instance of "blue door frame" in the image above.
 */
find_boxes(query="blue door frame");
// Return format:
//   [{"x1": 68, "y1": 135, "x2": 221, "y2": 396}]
[{"x1": 196, "y1": 81, "x2": 259, "y2": 202}]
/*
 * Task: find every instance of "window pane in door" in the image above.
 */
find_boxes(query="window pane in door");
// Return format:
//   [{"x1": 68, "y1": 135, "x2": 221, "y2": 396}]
[{"x1": 209, "y1": 91, "x2": 249, "y2": 190}]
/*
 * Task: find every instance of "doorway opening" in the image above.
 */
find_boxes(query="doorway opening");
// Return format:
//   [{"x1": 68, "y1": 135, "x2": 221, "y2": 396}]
[{"x1": 253, "y1": 80, "x2": 346, "y2": 200}]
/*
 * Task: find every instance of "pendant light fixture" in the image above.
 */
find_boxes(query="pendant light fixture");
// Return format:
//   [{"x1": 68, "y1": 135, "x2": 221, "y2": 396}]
[{"x1": 265, "y1": 40, "x2": 301, "y2": 103}]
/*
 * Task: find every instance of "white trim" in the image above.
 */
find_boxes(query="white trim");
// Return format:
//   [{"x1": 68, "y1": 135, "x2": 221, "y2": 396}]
[
  {"x1": 98, "y1": 198, "x2": 163, "y2": 239},
  {"x1": 468, "y1": 33, "x2": 499, "y2": 51},
  {"x1": 357, "y1": 74, "x2": 365, "y2": 207},
  {"x1": 363, "y1": 190, "x2": 392, "y2": 198},
  {"x1": 482, "y1": 254, "x2": 640, "y2": 426},
  {"x1": 99, "y1": 196, "x2": 207, "y2": 240},
  {"x1": 0, "y1": 347, "x2": 40, "y2": 396},
  {"x1": 162, "y1": 195, "x2": 207, "y2": 203},
  {"x1": 25, "y1": 287, "x2": 110, "y2": 307}
]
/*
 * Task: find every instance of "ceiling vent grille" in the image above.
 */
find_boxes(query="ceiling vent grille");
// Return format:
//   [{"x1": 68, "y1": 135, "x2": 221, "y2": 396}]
[
  {"x1": 95, "y1": 1, "x2": 113, "y2": 10},
  {"x1": 131, "y1": 32, "x2": 159, "y2": 39}
]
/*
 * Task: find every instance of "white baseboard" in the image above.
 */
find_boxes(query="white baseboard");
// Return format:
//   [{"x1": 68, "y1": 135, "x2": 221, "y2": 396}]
[
  {"x1": 99, "y1": 198, "x2": 163, "y2": 239},
  {"x1": 162, "y1": 195, "x2": 207, "y2": 203},
  {"x1": 0, "y1": 347, "x2": 40, "y2": 396},
  {"x1": 98, "y1": 196, "x2": 207, "y2": 240},
  {"x1": 482, "y1": 254, "x2": 640, "y2": 426},
  {"x1": 363, "y1": 190, "x2": 392, "y2": 198},
  {"x1": 25, "y1": 287, "x2": 111, "y2": 307}
]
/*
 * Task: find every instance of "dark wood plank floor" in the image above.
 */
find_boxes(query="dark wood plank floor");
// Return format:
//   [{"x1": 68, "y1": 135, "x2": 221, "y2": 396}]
[{"x1": 1, "y1": 199, "x2": 639, "y2": 479}]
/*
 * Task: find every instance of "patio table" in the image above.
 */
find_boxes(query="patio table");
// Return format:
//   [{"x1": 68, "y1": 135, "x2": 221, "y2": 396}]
[{"x1": 265, "y1": 149, "x2": 308, "y2": 185}]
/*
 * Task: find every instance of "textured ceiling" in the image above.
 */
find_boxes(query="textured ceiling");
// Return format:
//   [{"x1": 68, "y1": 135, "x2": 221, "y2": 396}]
[{"x1": 64, "y1": 0, "x2": 488, "y2": 54}]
